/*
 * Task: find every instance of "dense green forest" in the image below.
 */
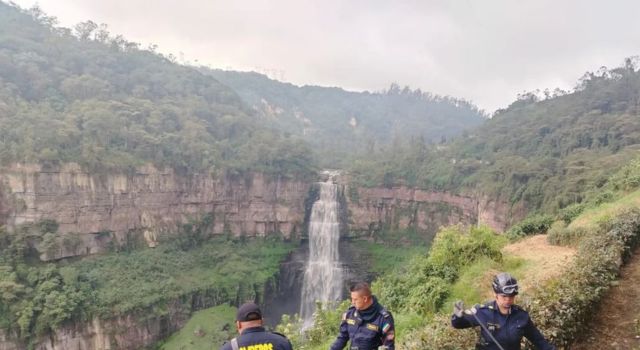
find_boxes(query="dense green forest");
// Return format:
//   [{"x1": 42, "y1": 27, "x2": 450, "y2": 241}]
[
  {"x1": 0, "y1": 2, "x2": 484, "y2": 175},
  {"x1": 0, "y1": 215, "x2": 294, "y2": 344},
  {"x1": 0, "y1": 2, "x2": 314, "y2": 176},
  {"x1": 207, "y1": 70, "x2": 486, "y2": 166},
  {"x1": 349, "y1": 58, "x2": 640, "y2": 214}
]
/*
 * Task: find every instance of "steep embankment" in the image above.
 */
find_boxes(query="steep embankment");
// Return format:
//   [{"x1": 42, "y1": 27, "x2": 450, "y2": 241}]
[
  {"x1": 348, "y1": 59, "x2": 640, "y2": 217},
  {"x1": 570, "y1": 246, "x2": 640, "y2": 349},
  {"x1": 0, "y1": 163, "x2": 309, "y2": 260},
  {"x1": 0, "y1": 164, "x2": 515, "y2": 262}
]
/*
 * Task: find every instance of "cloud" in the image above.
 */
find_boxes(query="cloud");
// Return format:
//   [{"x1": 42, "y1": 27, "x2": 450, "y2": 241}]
[{"x1": 11, "y1": 0, "x2": 640, "y2": 112}]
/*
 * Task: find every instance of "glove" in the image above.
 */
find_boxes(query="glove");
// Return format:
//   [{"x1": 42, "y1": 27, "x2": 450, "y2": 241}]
[{"x1": 453, "y1": 300, "x2": 464, "y2": 317}]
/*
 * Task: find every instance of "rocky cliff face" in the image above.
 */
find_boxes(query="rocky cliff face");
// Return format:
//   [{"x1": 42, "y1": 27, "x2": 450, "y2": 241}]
[
  {"x1": 0, "y1": 163, "x2": 310, "y2": 260},
  {"x1": 344, "y1": 185, "x2": 518, "y2": 238},
  {"x1": 0, "y1": 165, "x2": 520, "y2": 350}
]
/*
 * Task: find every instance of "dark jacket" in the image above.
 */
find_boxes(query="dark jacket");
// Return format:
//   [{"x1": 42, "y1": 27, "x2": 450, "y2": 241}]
[
  {"x1": 219, "y1": 326, "x2": 293, "y2": 350},
  {"x1": 451, "y1": 300, "x2": 555, "y2": 350},
  {"x1": 330, "y1": 296, "x2": 395, "y2": 350}
]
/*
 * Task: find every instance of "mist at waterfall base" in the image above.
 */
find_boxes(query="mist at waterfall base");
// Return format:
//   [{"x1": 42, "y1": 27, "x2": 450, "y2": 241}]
[{"x1": 300, "y1": 180, "x2": 344, "y2": 329}]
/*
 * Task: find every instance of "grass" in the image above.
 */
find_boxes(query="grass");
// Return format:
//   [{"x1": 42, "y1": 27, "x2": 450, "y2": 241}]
[
  {"x1": 351, "y1": 240, "x2": 428, "y2": 276},
  {"x1": 446, "y1": 255, "x2": 529, "y2": 310},
  {"x1": 569, "y1": 189, "x2": 640, "y2": 230},
  {"x1": 158, "y1": 304, "x2": 236, "y2": 350}
]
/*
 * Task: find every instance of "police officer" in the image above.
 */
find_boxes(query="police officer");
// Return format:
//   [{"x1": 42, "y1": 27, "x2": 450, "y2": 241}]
[
  {"x1": 220, "y1": 302, "x2": 293, "y2": 350},
  {"x1": 330, "y1": 282, "x2": 395, "y2": 350},
  {"x1": 451, "y1": 272, "x2": 555, "y2": 350}
]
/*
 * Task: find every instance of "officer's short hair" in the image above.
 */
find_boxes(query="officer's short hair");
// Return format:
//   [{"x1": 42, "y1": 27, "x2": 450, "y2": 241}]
[{"x1": 350, "y1": 282, "x2": 372, "y2": 296}]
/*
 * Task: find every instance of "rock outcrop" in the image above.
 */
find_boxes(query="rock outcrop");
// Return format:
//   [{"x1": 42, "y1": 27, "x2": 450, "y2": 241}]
[
  {"x1": 0, "y1": 163, "x2": 309, "y2": 260},
  {"x1": 344, "y1": 185, "x2": 518, "y2": 239},
  {"x1": 0, "y1": 164, "x2": 521, "y2": 350}
]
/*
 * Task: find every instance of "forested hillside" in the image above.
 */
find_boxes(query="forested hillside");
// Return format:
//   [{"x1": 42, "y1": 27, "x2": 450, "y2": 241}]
[
  {"x1": 207, "y1": 69, "x2": 487, "y2": 166},
  {"x1": 0, "y1": 2, "x2": 313, "y2": 176},
  {"x1": 350, "y1": 58, "x2": 640, "y2": 214}
]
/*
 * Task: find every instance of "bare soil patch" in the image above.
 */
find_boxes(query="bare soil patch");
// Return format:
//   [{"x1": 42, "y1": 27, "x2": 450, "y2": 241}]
[{"x1": 502, "y1": 234, "x2": 576, "y2": 294}]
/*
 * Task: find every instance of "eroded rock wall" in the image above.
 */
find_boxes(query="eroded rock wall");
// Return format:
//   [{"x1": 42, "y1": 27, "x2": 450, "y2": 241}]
[
  {"x1": 344, "y1": 185, "x2": 517, "y2": 237},
  {"x1": 0, "y1": 163, "x2": 309, "y2": 260}
]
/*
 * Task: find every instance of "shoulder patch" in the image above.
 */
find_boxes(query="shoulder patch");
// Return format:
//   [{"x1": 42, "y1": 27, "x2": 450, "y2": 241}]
[{"x1": 380, "y1": 308, "x2": 391, "y2": 318}]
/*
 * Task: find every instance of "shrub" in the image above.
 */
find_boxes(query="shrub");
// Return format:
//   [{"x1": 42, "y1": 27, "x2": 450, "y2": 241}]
[
  {"x1": 374, "y1": 225, "x2": 505, "y2": 315},
  {"x1": 559, "y1": 203, "x2": 586, "y2": 224},
  {"x1": 528, "y1": 208, "x2": 640, "y2": 347},
  {"x1": 546, "y1": 221, "x2": 587, "y2": 247},
  {"x1": 507, "y1": 215, "x2": 554, "y2": 240}
]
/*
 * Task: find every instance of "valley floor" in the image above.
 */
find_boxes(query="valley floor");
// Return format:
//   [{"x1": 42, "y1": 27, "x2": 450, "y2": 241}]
[{"x1": 571, "y1": 246, "x2": 640, "y2": 350}]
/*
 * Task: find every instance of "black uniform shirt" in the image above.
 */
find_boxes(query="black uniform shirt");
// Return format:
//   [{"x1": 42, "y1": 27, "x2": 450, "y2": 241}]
[
  {"x1": 220, "y1": 326, "x2": 293, "y2": 350},
  {"x1": 451, "y1": 300, "x2": 555, "y2": 350}
]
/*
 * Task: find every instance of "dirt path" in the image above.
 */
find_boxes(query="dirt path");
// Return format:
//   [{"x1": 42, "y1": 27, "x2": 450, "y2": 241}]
[{"x1": 570, "y1": 247, "x2": 640, "y2": 350}]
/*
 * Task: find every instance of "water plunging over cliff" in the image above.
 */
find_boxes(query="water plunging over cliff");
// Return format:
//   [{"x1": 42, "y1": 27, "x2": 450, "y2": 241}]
[{"x1": 300, "y1": 179, "x2": 343, "y2": 328}]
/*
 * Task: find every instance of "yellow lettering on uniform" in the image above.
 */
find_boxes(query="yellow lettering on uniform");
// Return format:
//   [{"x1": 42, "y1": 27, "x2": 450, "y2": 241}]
[
  {"x1": 268, "y1": 344, "x2": 274, "y2": 350},
  {"x1": 248, "y1": 346, "x2": 254, "y2": 350}
]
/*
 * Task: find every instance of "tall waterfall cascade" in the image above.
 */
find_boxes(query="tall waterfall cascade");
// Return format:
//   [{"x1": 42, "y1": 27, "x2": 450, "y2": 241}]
[{"x1": 300, "y1": 176, "x2": 343, "y2": 329}]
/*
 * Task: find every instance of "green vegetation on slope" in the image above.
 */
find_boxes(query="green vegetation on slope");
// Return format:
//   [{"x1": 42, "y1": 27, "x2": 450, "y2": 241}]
[
  {"x1": 0, "y1": 2, "x2": 315, "y2": 176},
  {"x1": 207, "y1": 70, "x2": 487, "y2": 167},
  {"x1": 0, "y1": 224, "x2": 293, "y2": 345},
  {"x1": 157, "y1": 304, "x2": 236, "y2": 350},
  {"x1": 348, "y1": 58, "x2": 640, "y2": 216}
]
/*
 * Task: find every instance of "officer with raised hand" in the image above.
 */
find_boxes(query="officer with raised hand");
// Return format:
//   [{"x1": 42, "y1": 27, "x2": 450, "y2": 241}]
[
  {"x1": 451, "y1": 272, "x2": 555, "y2": 350},
  {"x1": 330, "y1": 281, "x2": 395, "y2": 350},
  {"x1": 220, "y1": 302, "x2": 293, "y2": 350}
]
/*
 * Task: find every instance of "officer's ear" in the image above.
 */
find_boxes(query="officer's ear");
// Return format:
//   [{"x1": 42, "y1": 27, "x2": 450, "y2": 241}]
[{"x1": 236, "y1": 320, "x2": 242, "y2": 332}]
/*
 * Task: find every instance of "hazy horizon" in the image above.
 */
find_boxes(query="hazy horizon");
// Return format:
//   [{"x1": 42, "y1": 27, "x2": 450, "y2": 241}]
[{"x1": 9, "y1": 0, "x2": 640, "y2": 113}]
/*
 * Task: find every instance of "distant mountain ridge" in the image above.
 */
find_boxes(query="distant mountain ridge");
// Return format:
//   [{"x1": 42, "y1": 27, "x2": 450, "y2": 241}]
[
  {"x1": 206, "y1": 69, "x2": 487, "y2": 165},
  {"x1": 349, "y1": 57, "x2": 640, "y2": 215},
  {"x1": 0, "y1": 2, "x2": 314, "y2": 176}
]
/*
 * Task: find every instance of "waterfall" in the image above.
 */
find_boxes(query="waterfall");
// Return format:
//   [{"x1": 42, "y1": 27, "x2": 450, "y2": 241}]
[{"x1": 299, "y1": 179, "x2": 343, "y2": 329}]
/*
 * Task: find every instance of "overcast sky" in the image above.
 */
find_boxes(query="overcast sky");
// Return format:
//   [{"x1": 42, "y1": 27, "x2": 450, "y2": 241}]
[{"x1": 10, "y1": 0, "x2": 640, "y2": 112}]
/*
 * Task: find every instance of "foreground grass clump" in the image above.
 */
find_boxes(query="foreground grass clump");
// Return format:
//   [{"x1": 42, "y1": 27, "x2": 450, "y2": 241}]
[{"x1": 374, "y1": 225, "x2": 506, "y2": 316}]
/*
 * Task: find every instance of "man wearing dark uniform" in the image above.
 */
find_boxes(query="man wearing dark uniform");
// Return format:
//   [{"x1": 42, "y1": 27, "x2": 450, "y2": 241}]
[
  {"x1": 220, "y1": 302, "x2": 293, "y2": 350},
  {"x1": 330, "y1": 282, "x2": 395, "y2": 350},
  {"x1": 451, "y1": 272, "x2": 555, "y2": 350}
]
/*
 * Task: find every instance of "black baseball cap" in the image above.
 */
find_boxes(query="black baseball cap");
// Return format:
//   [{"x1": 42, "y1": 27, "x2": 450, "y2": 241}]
[{"x1": 236, "y1": 302, "x2": 263, "y2": 322}]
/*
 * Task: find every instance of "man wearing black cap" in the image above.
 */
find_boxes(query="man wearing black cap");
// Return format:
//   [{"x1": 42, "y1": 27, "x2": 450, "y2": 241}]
[{"x1": 219, "y1": 302, "x2": 293, "y2": 350}]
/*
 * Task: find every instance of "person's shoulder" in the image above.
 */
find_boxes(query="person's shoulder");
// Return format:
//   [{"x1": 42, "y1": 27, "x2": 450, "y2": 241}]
[
  {"x1": 511, "y1": 304, "x2": 530, "y2": 315},
  {"x1": 378, "y1": 305, "x2": 393, "y2": 319},
  {"x1": 219, "y1": 340, "x2": 232, "y2": 350},
  {"x1": 345, "y1": 305, "x2": 357, "y2": 315},
  {"x1": 270, "y1": 331, "x2": 289, "y2": 339},
  {"x1": 269, "y1": 331, "x2": 293, "y2": 347}
]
